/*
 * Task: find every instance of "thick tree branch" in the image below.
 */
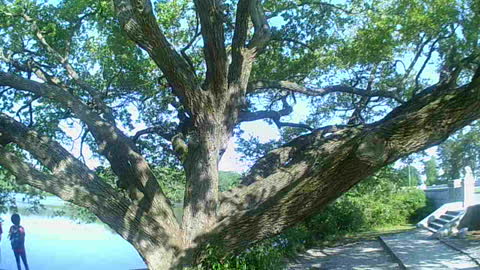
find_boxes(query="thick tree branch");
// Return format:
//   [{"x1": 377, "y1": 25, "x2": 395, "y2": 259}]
[
  {"x1": 113, "y1": 0, "x2": 199, "y2": 107},
  {"x1": 132, "y1": 126, "x2": 175, "y2": 142},
  {"x1": 228, "y1": 0, "x2": 250, "y2": 86},
  {"x1": 228, "y1": 0, "x2": 271, "y2": 89},
  {"x1": 0, "y1": 72, "x2": 171, "y2": 208},
  {"x1": 248, "y1": 80, "x2": 405, "y2": 103},
  {"x1": 274, "y1": 121, "x2": 313, "y2": 130},
  {"x1": 0, "y1": 145, "x2": 117, "y2": 212},
  {"x1": 0, "y1": 114, "x2": 119, "y2": 203},
  {"x1": 238, "y1": 108, "x2": 292, "y2": 122},
  {"x1": 211, "y1": 78, "x2": 480, "y2": 253},
  {"x1": 238, "y1": 99, "x2": 313, "y2": 130},
  {"x1": 193, "y1": 0, "x2": 228, "y2": 92},
  {"x1": 0, "y1": 114, "x2": 183, "y2": 251},
  {"x1": 247, "y1": 0, "x2": 271, "y2": 51},
  {"x1": 0, "y1": 51, "x2": 66, "y2": 89}
]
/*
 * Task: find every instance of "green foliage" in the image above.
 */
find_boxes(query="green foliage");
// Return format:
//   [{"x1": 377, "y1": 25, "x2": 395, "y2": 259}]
[
  {"x1": 195, "y1": 241, "x2": 286, "y2": 270},
  {"x1": 0, "y1": 165, "x2": 46, "y2": 214},
  {"x1": 314, "y1": 167, "x2": 432, "y2": 233},
  {"x1": 0, "y1": 169, "x2": 21, "y2": 213},
  {"x1": 198, "y1": 166, "x2": 432, "y2": 269},
  {"x1": 219, "y1": 171, "x2": 242, "y2": 192},
  {"x1": 397, "y1": 165, "x2": 422, "y2": 187},
  {"x1": 438, "y1": 122, "x2": 480, "y2": 180},
  {"x1": 424, "y1": 157, "x2": 440, "y2": 186},
  {"x1": 310, "y1": 167, "x2": 430, "y2": 233},
  {"x1": 153, "y1": 167, "x2": 186, "y2": 203}
]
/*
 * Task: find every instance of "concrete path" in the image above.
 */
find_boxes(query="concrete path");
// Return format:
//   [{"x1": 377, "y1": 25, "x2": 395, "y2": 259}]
[
  {"x1": 287, "y1": 240, "x2": 400, "y2": 269},
  {"x1": 380, "y1": 229, "x2": 479, "y2": 269},
  {"x1": 440, "y1": 237, "x2": 480, "y2": 265},
  {"x1": 287, "y1": 229, "x2": 480, "y2": 269}
]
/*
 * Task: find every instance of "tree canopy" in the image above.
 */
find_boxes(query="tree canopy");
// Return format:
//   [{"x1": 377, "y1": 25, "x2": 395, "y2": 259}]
[{"x1": 0, "y1": 0, "x2": 479, "y2": 268}]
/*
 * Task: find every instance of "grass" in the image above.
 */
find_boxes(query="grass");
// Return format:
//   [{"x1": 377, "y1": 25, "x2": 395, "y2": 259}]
[
  {"x1": 345, "y1": 224, "x2": 414, "y2": 240},
  {"x1": 307, "y1": 224, "x2": 415, "y2": 249}
]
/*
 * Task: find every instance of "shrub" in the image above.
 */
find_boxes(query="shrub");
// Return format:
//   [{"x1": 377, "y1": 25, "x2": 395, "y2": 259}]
[{"x1": 198, "y1": 166, "x2": 432, "y2": 269}]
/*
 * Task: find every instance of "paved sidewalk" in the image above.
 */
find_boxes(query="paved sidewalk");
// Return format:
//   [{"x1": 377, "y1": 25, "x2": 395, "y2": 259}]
[
  {"x1": 287, "y1": 229, "x2": 480, "y2": 269},
  {"x1": 380, "y1": 229, "x2": 479, "y2": 269},
  {"x1": 287, "y1": 240, "x2": 400, "y2": 269},
  {"x1": 441, "y1": 237, "x2": 480, "y2": 265}
]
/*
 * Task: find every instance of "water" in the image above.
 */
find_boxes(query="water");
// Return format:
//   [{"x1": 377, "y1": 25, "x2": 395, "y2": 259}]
[{"x1": 0, "y1": 196, "x2": 147, "y2": 270}]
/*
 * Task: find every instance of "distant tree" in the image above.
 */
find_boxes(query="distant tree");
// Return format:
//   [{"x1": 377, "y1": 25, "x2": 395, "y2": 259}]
[
  {"x1": 424, "y1": 157, "x2": 440, "y2": 186},
  {"x1": 219, "y1": 171, "x2": 242, "y2": 192},
  {"x1": 398, "y1": 165, "x2": 422, "y2": 187},
  {"x1": 438, "y1": 122, "x2": 480, "y2": 180},
  {"x1": 0, "y1": 168, "x2": 44, "y2": 213}
]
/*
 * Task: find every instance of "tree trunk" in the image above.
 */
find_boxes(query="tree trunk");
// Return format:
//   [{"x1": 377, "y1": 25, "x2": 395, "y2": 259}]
[
  {"x1": 181, "y1": 113, "x2": 228, "y2": 248},
  {"x1": 182, "y1": 133, "x2": 220, "y2": 246}
]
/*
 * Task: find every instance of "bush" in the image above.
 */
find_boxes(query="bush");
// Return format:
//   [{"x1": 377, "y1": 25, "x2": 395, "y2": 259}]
[
  {"x1": 194, "y1": 240, "x2": 286, "y2": 270},
  {"x1": 198, "y1": 166, "x2": 432, "y2": 269},
  {"x1": 408, "y1": 191, "x2": 435, "y2": 223}
]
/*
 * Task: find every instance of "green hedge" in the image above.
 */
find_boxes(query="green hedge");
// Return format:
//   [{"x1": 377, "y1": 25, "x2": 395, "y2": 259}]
[{"x1": 305, "y1": 187, "x2": 430, "y2": 238}]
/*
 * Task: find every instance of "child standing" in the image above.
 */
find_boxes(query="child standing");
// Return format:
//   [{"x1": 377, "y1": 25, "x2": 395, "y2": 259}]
[{"x1": 9, "y1": 214, "x2": 29, "y2": 270}]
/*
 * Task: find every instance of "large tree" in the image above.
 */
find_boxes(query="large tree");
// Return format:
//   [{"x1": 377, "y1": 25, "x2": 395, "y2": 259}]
[{"x1": 0, "y1": 0, "x2": 479, "y2": 268}]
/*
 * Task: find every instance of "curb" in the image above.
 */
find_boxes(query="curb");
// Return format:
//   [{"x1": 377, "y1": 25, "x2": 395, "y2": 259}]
[{"x1": 378, "y1": 236, "x2": 407, "y2": 270}]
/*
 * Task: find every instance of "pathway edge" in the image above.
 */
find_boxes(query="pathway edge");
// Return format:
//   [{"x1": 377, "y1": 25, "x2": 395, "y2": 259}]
[{"x1": 378, "y1": 236, "x2": 407, "y2": 270}]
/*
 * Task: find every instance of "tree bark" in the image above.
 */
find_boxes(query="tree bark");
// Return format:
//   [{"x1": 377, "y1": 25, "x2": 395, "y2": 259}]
[
  {"x1": 180, "y1": 107, "x2": 233, "y2": 247},
  {"x1": 182, "y1": 131, "x2": 221, "y2": 247},
  {"x1": 212, "y1": 80, "x2": 480, "y2": 254}
]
